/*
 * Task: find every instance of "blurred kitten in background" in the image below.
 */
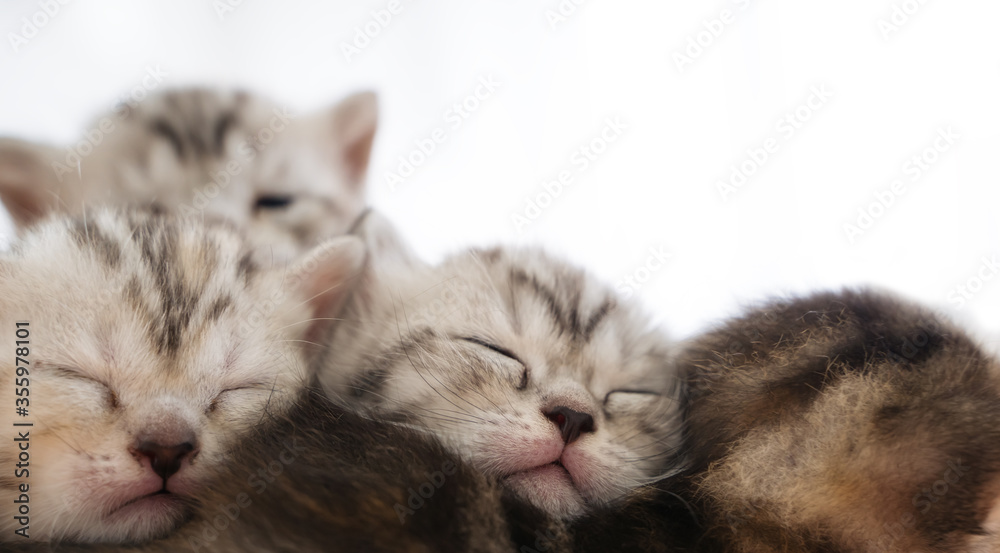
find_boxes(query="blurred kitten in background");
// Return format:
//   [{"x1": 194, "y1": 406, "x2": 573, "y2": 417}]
[{"x1": 0, "y1": 88, "x2": 377, "y2": 263}]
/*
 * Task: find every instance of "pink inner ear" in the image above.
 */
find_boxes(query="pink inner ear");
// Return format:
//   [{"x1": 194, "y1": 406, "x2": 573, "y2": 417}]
[
  {"x1": 294, "y1": 237, "x2": 366, "y2": 352},
  {"x1": 0, "y1": 143, "x2": 61, "y2": 227},
  {"x1": 341, "y1": 127, "x2": 376, "y2": 184},
  {"x1": 1, "y1": 185, "x2": 49, "y2": 227},
  {"x1": 302, "y1": 274, "x2": 352, "y2": 347},
  {"x1": 332, "y1": 92, "x2": 378, "y2": 186}
]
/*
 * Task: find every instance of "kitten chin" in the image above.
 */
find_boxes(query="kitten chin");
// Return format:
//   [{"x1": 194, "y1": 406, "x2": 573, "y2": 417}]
[
  {"x1": 0, "y1": 209, "x2": 363, "y2": 544},
  {"x1": 680, "y1": 288, "x2": 1000, "y2": 552},
  {"x1": 314, "y1": 211, "x2": 687, "y2": 519},
  {"x1": 0, "y1": 87, "x2": 378, "y2": 265}
]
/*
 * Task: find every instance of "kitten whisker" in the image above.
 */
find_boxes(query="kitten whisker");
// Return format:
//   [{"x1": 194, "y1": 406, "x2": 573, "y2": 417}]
[
  {"x1": 393, "y1": 299, "x2": 489, "y2": 420},
  {"x1": 274, "y1": 316, "x2": 349, "y2": 333},
  {"x1": 338, "y1": 386, "x2": 485, "y2": 426}
]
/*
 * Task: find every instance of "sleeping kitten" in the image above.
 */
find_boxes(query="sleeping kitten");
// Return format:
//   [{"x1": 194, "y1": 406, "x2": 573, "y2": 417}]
[
  {"x1": 5, "y1": 389, "x2": 703, "y2": 553},
  {"x1": 680, "y1": 289, "x2": 1000, "y2": 552},
  {"x1": 0, "y1": 208, "x2": 363, "y2": 544},
  {"x1": 0, "y1": 87, "x2": 377, "y2": 264},
  {"x1": 313, "y1": 211, "x2": 686, "y2": 519}
]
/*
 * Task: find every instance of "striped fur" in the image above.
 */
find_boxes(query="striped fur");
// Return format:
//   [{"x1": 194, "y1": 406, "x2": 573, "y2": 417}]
[
  {"x1": 0, "y1": 209, "x2": 362, "y2": 544},
  {"x1": 315, "y1": 212, "x2": 686, "y2": 519},
  {"x1": 0, "y1": 87, "x2": 377, "y2": 265},
  {"x1": 680, "y1": 289, "x2": 1000, "y2": 552}
]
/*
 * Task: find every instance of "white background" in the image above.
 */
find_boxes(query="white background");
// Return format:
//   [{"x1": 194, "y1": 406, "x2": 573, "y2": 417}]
[{"x1": 1, "y1": 0, "x2": 999, "y2": 346}]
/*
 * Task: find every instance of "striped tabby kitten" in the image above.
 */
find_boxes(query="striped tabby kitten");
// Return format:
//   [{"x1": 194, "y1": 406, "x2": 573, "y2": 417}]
[
  {"x1": 0, "y1": 87, "x2": 377, "y2": 264},
  {"x1": 0, "y1": 209, "x2": 363, "y2": 544},
  {"x1": 681, "y1": 289, "x2": 1000, "y2": 552},
  {"x1": 314, "y1": 211, "x2": 686, "y2": 519}
]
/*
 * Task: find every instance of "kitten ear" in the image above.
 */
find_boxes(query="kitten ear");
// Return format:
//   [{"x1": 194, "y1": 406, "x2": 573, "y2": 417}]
[
  {"x1": 0, "y1": 138, "x2": 67, "y2": 228},
  {"x1": 287, "y1": 235, "x2": 367, "y2": 350},
  {"x1": 327, "y1": 91, "x2": 378, "y2": 188},
  {"x1": 350, "y1": 209, "x2": 426, "y2": 275}
]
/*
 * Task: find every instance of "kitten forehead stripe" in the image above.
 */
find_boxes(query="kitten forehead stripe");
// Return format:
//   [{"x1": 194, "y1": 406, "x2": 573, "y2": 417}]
[
  {"x1": 508, "y1": 268, "x2": 614, "y2": 342},
  {"x1": 130, "y1": 216, "x2": 213, "y2": 358},
  {"x1": 212, "y1": 111, "x2": 237, "y2": 156},
  {"x1": 68, "y1": 218, "x2": 122, "y2": 268},
  {"x1": 510, "y1": 268, "x2": 566, "y2": 337},
  {"x1": 237, "y1": 251, "x2": 257, "y2": 283},
  {"x1": 205, "y1": 294, "x2": 234, "y2": 324},
  {"x1": 150, "y1": 119, "x2": 185, "y2": 159},
  {"x1": 581, "y1": 297, "x2": 615, "y2": 341}
]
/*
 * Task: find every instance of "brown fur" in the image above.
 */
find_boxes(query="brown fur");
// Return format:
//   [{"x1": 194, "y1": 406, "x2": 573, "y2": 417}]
[
  {"x1": 680, "y1": 289, "x2": 1000, "y2": 552},
  {"x1": 5, "y1": 387, "x2": 709, "y2": 553}
]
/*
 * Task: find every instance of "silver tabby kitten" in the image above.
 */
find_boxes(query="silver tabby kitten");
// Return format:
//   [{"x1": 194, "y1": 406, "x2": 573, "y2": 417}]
[
  {"x1": 315, "y1": 211, "x2": 685, "y2": 519},
  {"x1": 0, "y1": 87, "x2": 377, "y2": 264},
  {"x1": 0, "y1": 209, "x2": 363, "y2": 544}
]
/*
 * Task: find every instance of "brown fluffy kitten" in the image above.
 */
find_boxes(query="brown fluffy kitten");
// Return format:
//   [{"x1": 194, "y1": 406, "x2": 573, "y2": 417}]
[{"x1": 680, "y1": 289, "x2": 1000, "y2": 552}]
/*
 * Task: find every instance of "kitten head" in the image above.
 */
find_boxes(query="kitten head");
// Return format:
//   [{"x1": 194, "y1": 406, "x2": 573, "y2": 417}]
[
  {"x1": 0, "y1": 209, "x2": 363, "y2": 544},
  {"x1": 316, "y1": 212, "x2": 684, "y2": 519},
  {"x1": 0, "y1": 87, "x2": 377, "y2": 264}
]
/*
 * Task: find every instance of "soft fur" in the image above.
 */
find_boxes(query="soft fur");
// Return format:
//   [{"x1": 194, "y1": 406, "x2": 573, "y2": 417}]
[
  {"x1": 5, "y1": 389, "x2": 704, "y2": 553},
  {"x1": 680, "y1": 289, "x2": 1000, "y2": 552},
  {"x1": 0, "y1": 209, "x2": 363, "y2": 543},
  {"x1": 0, "y1": 88, "x2": 377, "y2": 264},
  {"x1": 314, "y1": 212, "x2": 687, "y2": 519}
]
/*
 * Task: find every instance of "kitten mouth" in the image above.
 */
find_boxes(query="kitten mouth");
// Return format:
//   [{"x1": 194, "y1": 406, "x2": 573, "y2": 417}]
[
  {"x1": 502, "y1": 460, "x2": 587, "y2": 517},
  {"x1": 504, "y1": 460, "x2": 574, "y2": 484},
  {"x1": 105, "y1": 488, "x2": 187, "y2": 523}
]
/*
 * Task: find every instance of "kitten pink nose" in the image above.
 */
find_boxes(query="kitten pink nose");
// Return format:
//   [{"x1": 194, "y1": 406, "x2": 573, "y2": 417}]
[
  {"x1": 134, "y1": 439, "x2": 197, "y2": 480},
  {"x1": 545, "y1": 406, "x2": 595, "y2": 444}
]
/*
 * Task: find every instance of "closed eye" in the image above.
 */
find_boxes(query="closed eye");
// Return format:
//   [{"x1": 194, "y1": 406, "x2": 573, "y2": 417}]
[
  {"x1": 207, "y1": 384, "x2": 267, "y2": 413},
  {"x1": 603, "y1": 389, "x2": 661, "y2": 405},
  {"x1": 52, "y1": 366, "x2": 120, "y2": 410},
  {"x1": 459, "y1": 336, "x2": 529, "y2": 390},
  {"x1": 254, "y1": 195, "x2": 294, "y2": 210}
]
